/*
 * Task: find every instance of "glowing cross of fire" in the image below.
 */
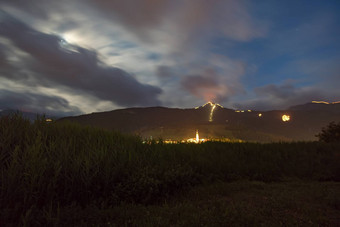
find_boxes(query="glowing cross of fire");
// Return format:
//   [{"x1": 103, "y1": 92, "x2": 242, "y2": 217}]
[
  {"x1": 209, "y1": 104, "x2": 216, "y2": 122},
  {"x1": 195, "y1": 102, "x2": 223, "y2": 122}
]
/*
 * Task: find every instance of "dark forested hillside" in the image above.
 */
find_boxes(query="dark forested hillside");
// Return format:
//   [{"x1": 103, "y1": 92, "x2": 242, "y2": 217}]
[{"x1": 59, "y1": 102, "x2": 340, "y2": 142}]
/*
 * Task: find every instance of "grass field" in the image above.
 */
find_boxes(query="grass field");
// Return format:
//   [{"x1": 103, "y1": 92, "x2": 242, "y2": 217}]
[
  {"x1": 52, "y1": 181, "x2": 340, "y2": 226},
  {"x1": 1, "y1": 115, "x2": 339, "y2": 226}
]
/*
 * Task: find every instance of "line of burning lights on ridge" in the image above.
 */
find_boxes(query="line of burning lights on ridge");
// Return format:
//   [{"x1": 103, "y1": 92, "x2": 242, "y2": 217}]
[
  {"x1": 312, "y1": 101, "x2": 340, "y2": 104},
  {"x1": 235, "y1": 110, "x2": 252, "y2": 113},
  {"x1": 195, "y1": 101, "x2": 224, "y2": 109}
]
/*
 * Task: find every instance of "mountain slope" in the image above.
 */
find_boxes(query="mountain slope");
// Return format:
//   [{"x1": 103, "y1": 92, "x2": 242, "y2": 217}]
[{"x1": 59, "y1": 102, "x2": 340, "y2": 142}]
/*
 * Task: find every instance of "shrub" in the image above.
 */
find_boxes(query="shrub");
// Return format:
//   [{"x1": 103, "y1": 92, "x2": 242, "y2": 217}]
[{"x1": 316, "y1": 122, "x2": 340, "y2": 143}]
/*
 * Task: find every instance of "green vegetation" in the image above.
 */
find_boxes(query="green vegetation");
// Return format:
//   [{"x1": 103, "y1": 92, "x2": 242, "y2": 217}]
[
  {"x1": 316, "y1": 121, "x2": 340, "y2": 143},
  {"x1": 1, "y1": 115, "x2": 339, "y2": 226}
]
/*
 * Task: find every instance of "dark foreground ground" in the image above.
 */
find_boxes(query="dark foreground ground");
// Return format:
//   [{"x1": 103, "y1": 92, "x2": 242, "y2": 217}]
[
  {"x1": 1, "y1": 115, "x2": 339, "y2": 226},
  {"x1": 47, "y1": 181, "x2": 339, "y2": 227}
]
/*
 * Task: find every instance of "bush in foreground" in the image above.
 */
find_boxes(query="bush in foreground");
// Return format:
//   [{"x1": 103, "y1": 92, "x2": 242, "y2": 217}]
[{"x1": 316, "y1": 121, "x2": 340, "y2": 143}]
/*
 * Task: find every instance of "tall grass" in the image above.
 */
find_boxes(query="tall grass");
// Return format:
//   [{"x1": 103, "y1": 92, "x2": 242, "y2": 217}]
[{"x1": 0, "y1": 114, "x2": 339, "y2": 225}]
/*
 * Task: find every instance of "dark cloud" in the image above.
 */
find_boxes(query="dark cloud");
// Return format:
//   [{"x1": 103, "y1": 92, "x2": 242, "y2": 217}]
[
  {"x1": 181, "y1": 68, "x2": 231, "y2": 103},
  {"x1": 0, "y1": 43, "x2": 7, "y2": 67},
  {"x1": 0, "y1": 1, "x2": 265, "y2": 110},
  {"x1": 1, "y1": 0, "x2": 266, "y2": 45},
  {"x1": 0, "y1": 89, "x2": 81, "y2": 116},
  {"x1": 89, "y1": 0, "x2": 169, "y2": 29},
  {"x1": 89, "y1": 0, "x2": 266, "y2": 45},
  {"x1": 156, "y1": 65, "x2": 173, "y2": 79},
  {"x1": 0, "y1": 0, "x2": 59, "y2": 19},
  {"x1": 88, "y1": 0, "x2": 172, "y2": 43},
  {"x1": 2, "y1": 0, "x2": 337, "y2": 113},
  {"x1": 0, "y1": 11, "x2": 162, "y2": 107},
  {"x1": 254, "y1": 84, "x2": 296, "y2": 99},
  {"x1": 293, "y1": 58, "x2": 340, "y2": 90}
]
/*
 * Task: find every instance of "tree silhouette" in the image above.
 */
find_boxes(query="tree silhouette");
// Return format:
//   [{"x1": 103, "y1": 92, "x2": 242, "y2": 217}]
[{"x1": 316, "y1": 122, "x2": 340, "y2": 142}]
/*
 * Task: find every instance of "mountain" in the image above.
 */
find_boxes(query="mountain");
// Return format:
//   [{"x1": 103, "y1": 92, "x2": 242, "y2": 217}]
[
  {"x1": 289, "y1": 102, "x2": 340, "y2": 113},
  {"x1": 59, "y1": 102, "x2": 340, "y2": 142}
]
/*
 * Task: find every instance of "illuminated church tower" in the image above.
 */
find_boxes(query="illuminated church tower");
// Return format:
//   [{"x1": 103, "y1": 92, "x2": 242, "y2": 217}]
[{"x1": 196, "y1": 130, "x2": 199, "y2": 142}]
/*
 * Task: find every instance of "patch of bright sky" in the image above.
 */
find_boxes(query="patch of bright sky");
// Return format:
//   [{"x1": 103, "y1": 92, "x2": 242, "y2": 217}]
[
  {"x1": 21, "y1": 2, "x2": 166, "y2": 88},
  {"x1": 36, "y1": 86, "x2": 121, "y2": 114}
]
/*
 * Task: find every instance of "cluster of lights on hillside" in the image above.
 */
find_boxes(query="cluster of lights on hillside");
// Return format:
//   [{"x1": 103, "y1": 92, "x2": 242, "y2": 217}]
[
  {"x1": 235, "y1": 109, "x2": 264, "y2": 118},
  {"x1": 235, "y1": 110, "x2": 290, "y2": 121},
  {"x1": 235, "y1": 110, "x2": 252, "y2": 113}
]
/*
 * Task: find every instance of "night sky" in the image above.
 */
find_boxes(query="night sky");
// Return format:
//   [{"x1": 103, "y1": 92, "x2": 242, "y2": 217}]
[{"x1": 0, "y1": 0, "x2": 339, "y2": 116}]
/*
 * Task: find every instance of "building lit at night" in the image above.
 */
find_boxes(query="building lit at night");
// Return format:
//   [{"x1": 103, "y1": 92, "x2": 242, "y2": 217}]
[{"x1": 187, "y1": 130, "x2": 206, "y2": 143}]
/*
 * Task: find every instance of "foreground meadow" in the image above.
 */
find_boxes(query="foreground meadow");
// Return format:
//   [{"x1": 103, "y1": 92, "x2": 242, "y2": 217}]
[{"x1": 1, "y1": 115, "x2": 339, "y2": 226}]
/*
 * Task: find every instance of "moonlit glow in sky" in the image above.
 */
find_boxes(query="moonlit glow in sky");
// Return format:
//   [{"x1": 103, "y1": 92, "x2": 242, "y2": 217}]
[
  {"x1": 62, "y1": 33, "x2": 78, "y2": 45},
  {"x1": 0, "y1": 0, "x2": 339, "y2": 116}
]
